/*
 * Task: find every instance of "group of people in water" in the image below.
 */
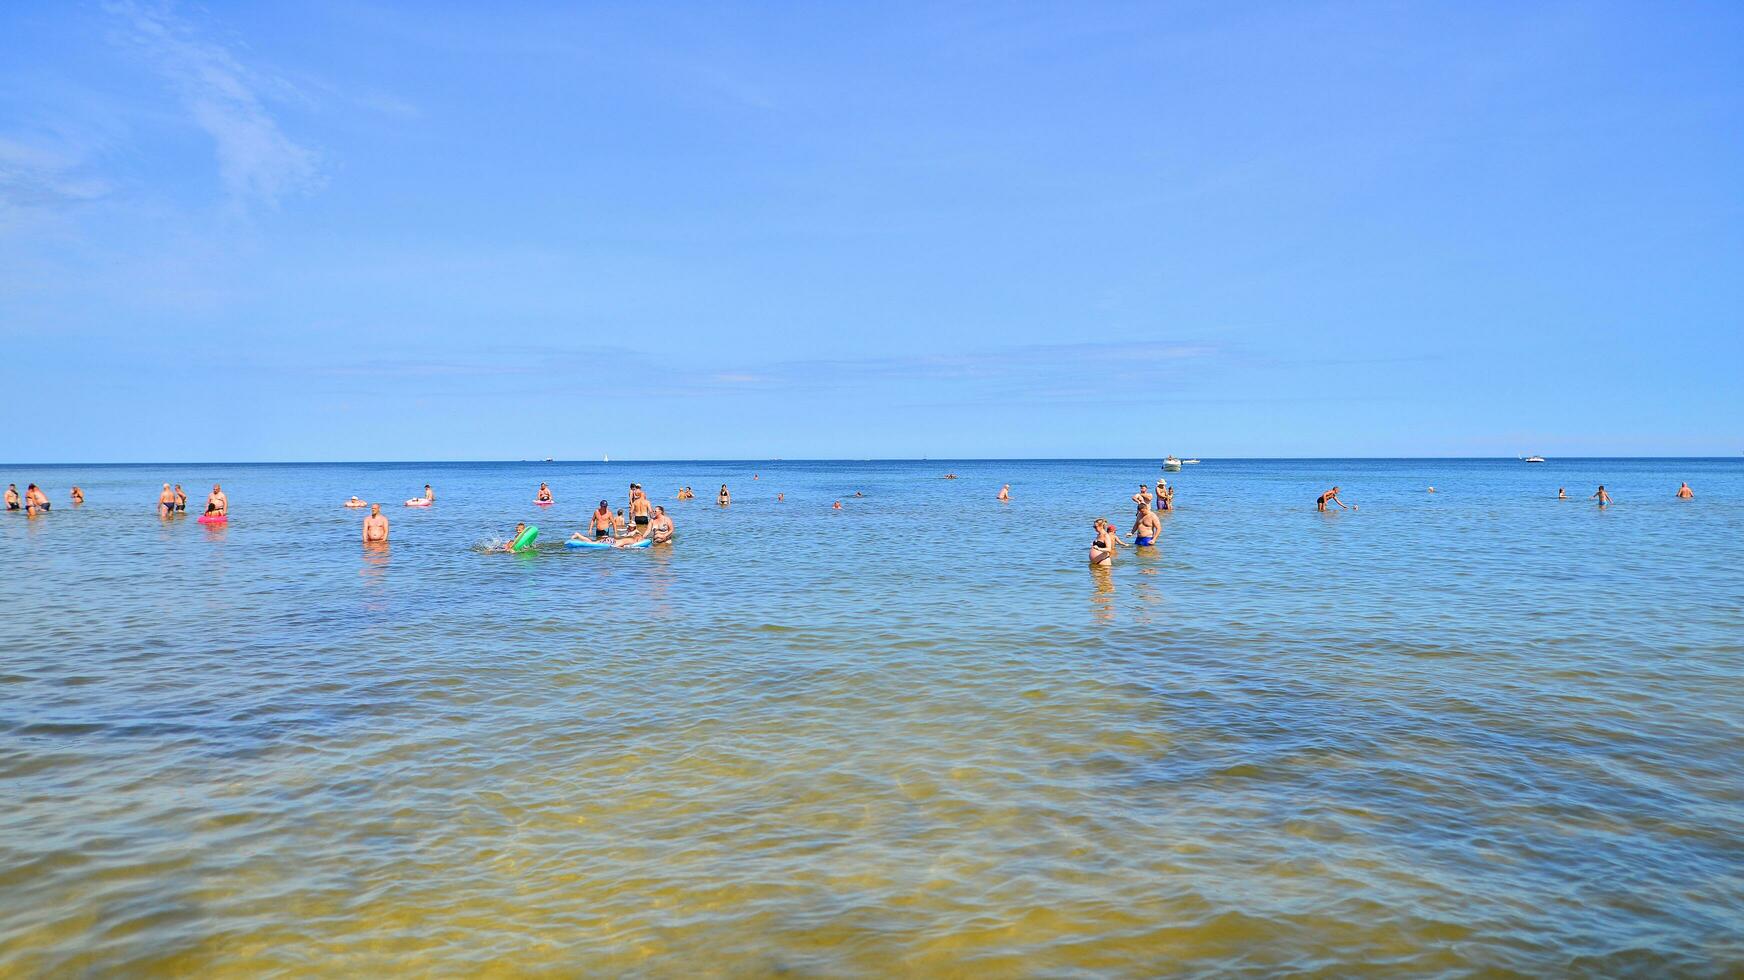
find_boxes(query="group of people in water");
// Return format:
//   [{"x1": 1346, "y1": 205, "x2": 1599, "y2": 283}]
[
  {"x1": 1088, "y1": 477, "x2": 1179, "y2": 566},
  {"x1": 566, "y1": 483, "x2": 675, "y2": 547},
  {"x1": 4, "y1": 483, "x2": 72, "y2": 516}
]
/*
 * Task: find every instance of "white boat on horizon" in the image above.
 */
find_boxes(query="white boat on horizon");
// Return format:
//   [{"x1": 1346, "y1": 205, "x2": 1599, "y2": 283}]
[
  {"x1": 1183, "y1": 458, "x2": 1202, "y2": 464},
  {"x1": 1523, "y1": 455, "x2": 1546, "y2": 463},
  {"x1": 1162, "y1": 456, "x2": 1183, "y2": 471}
]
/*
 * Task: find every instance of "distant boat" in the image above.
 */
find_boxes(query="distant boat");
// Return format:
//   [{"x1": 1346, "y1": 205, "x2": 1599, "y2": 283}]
[
  {"x1": 1162, "y1": 456, "x2": 1183, "y2": 471},
  {"x1": 1183, "y1": 458, "x2": 1202, "y2": 465},
  {"x1": 603, "y1": 454, "x2": 610, "y2": 463},
  {"x1": 1523, "y1": 455, "x2": 1546, "y2": 463}
]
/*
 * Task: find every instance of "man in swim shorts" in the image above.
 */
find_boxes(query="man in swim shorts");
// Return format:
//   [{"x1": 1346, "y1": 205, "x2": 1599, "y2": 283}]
[
  {"x1": 25, "y1": 484, "x2": 49, "y2": 515},
  {"x1": 1130, "y1": 502, "x2": 1161, "y2": 547},
  {"x1": 651, "y1": 506, "x2": 674, "y2": 543},
  {"x1": 1132, "y1": 484, "x2": 1152, "y2": 512},
  {"x1": 1316, "y1": 487, "x2": 1347, "y2": 512},
  {"x1": 1677, "y1": 482, "x2": 1694, "y2": 499},
  {"x1": 4, "y1": 484, "x2": 19, "y2": 511},
  {"x1": 630, "y1": 488, "x2": 652, "y2": 528},
  {"x1": 174, "y1": 485, "x2": 187, "y2": 511},
  {"x1": 1592, "y1": 485, "x2": 1611, "y2": 507},
  {"x1": 363, "y1": 504, "x2": 389, "y2": 543},
  {"x1": 206, "y1": 484, "x2": 227, "y2": 516},
  {"x1": 588, "y1": 500, "x2": 613, "y2": 539},
  {"x1": 158, "y1": 483, "x2": 176, "y2": 516}
]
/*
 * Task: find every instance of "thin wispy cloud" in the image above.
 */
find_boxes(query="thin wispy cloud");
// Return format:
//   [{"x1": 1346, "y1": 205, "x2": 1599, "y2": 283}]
[
  {"x1": 0, "y1": 135, "x2": 114, "y2": 211},
  {"x1": 260, "y1": 339, "x2": 1223, "y2": 404},
  {"x1": 107, "y1": 0, "x2": 321, "y2": 207}
]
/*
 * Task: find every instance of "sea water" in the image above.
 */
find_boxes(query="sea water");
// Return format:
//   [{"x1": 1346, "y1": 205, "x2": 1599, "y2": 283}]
[{"x1": 2, "y1": 458, "x2": 1740, "y2": 974}]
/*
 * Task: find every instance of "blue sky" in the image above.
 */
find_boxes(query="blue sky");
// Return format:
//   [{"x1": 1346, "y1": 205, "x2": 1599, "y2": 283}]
[{"x1": 2, "y1": 1, "x2": 1739, "y2": 461}]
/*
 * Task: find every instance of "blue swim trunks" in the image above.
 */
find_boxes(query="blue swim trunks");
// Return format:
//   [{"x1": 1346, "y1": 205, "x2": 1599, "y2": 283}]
[{"x1": 1136, "y1": 535, "x2": 1155, "y2": 547}]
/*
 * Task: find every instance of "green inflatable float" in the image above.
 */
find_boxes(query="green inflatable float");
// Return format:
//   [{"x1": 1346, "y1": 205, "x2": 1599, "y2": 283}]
[{"x1": 510, "y1": 524, "x2": 539, "y2": 553}]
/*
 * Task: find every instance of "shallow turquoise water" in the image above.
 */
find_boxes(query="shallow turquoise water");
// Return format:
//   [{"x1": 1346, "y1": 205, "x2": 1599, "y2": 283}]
[{"x1": 2, "y1": 458, "x2": 1741, "y2": 974}]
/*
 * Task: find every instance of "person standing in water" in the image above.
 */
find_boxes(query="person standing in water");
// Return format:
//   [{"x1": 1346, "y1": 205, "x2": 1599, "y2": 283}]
[
  {"x1": 1677, "y1": 482, "x2": 1694, "y2": 499},
  {"x1": 1131, "y1": 502, "x2": 1161, "y2": 547},
  {"x1": 1089, "y1": 519, "x2": 1121, "y2": 566},
  {"x1": 174, "y1": 484, "x2": 188, "y2": 512},
  {"x1": 4, "y1": 484, "x2": 19, "y2": 511},
  {"x1": 588, "y1": 500, "x2": 613, "y2": 540},
  {"x1": 25, "y1": 484, "x2": 49, "y2": 515},
  {"x1": 1132, "y1": 484, "x2": 1152, "y2": 512},
  {"x1": 70, "y1": 487, "x2": 84, "y2": 505},
  {"x1": 1316, "y1": 487, "x2": 1348, "y2": 512},
  {"x1": 718, "y1": 485, "x2": 731, "y2": 506},
  {"x1": 997, "y1": 484, "x2": 1011, "y2": 501},
  {"x1": 630, "y1": 486, "x2": 653, "y2": 530},
  {"x1": 157, "y1": 484, "x2": 176, "y2": 516},
  {"x1": 1592, "y1": 485, "x2": 1612, "y2": 507},
  {"x1": 362, "y1": 504, "x2": 389, "y2": 543},
  {"x1": 1558, "y1": 487, "x2": 1568, "y2": 500},
  {"x1": 650, "y1": 506, "x2": 675, "y2": 543},
  {"x1": 206, "y1": 484, "x2": 228, "y2": 516}
]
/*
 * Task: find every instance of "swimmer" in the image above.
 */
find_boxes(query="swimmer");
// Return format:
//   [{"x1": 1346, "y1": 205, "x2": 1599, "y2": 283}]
[
  {"x1": 832, "y1": 500, "x2": 843, "y2": 510},
  {"x1": 944, "y1": 473, "x2": 958, "y2": 480},
  {"x1": 345, "y1": 496, "x2": 368, "y2": 508},
  {"x1": 1156, "y1": 478, "x2": 1167, "y2": 502},
  {"x1": 157, "y1": 483, "x2": 176, "y2": 516},
  {"x1": 997, "y1": 484, "x2": 1010, "y2": 501},
  {"x1": 504, "y1": 522, "x2": 528, "y2": 552},
  {"x1": 630, "y1": 486, "x2": 652, "y2": 528},
  {"x1": 173, "y1": 484, "x2": 187, "y2": 512},
  {"x1": 1316, "y1": 486, "x2": 1347, "y2": 512},
  {"x1": 777, "y1": 493, "x2": 784, "y2": 502},
  {"x1": 1677, "y1": 482, "x2": 1694, "y2": 499},
  {"x1": 613, "y1": 509, "x2": 627, "y2": 533},
  {"x1": 1427, "y1": 487, "x2": 1436, "y2": 494},
  {"x1": 1158, "y1": 482, "x2": 1175, "y2": 511},
  {"x1": 582, "y1": 500, "x2": 612, "y2": 540},
  {"x1": 1592, "y1": 485, "x2": 1612, "y2": 507},
  {"x1": 853, "y1": 491, "x2": 864, "y2": 498},
  {"x1": 1558, "y1": 487, "x2": 1568, "y2": 500},
  {"x1": 70, "y1": 486, "x2": 84, "y2": 505},
  {"x1": 205, "y1": 484, "x2": 227, "y2": 516},
  {"x1": 537, "y1": 483, "x2": 553, "y2": 502},
  {"x1": 718, "y1": 484, "x2": 731, "y2": 506},
  {"x1": 650, "y1": 506, "x2": 674, "y2": 544},
  {"x1": 1131, "y1": 502, "x2": 1161, "y2": 547},
  {"x1": 1132, "y1": 484, "x2": 1152, "y2": 511},
  {"x1": 362, "y1": 504, "x2": 389, "y2": 543},
  {"x1": 4, "y1": 484, "x2": 18, "y2": 511},
  {"x1": 1089, "y1": 519, "x2": 1118, "y2": 566},
  {"x1": 611, "y1": 521, "x2": 648, "y2": 547},
  {"x1": 24, "y1": 484, "x2": 49, "y2": 515}
]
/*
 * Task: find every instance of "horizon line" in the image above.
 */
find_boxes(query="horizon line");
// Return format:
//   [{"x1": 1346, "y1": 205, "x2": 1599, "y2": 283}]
[{"x1": 5, "y1": 455, "x2": 1740, "y2": 468}]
